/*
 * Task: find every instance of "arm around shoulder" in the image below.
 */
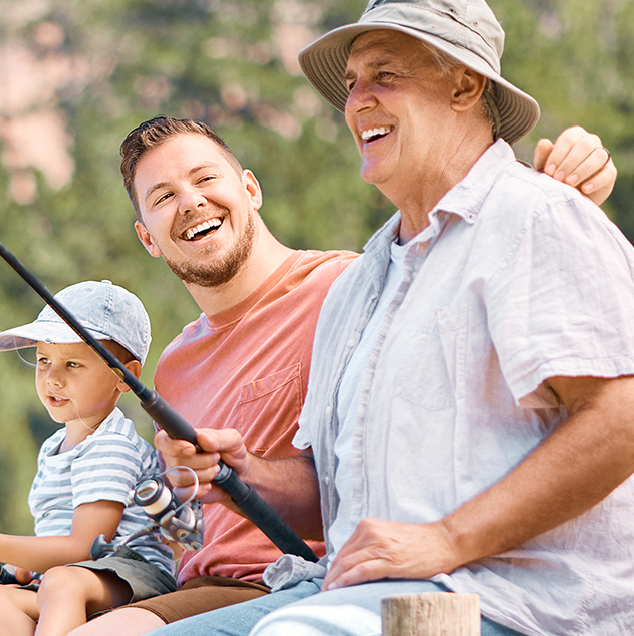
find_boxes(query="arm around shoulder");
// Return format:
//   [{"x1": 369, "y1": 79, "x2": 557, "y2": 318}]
[{"x1": 533, "y1": 126, "x2": 617, "y2": 206}]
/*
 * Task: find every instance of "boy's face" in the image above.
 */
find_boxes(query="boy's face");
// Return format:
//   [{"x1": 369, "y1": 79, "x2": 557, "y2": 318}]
[{"x1": 35, "y1": 341, "x2": 125, "y2": 431}]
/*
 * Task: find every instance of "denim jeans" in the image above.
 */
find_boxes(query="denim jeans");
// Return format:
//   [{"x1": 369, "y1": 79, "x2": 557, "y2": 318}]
[
  {"x1": 147, "y1": 580, "x2": 322, "y2": 636},
  {"x1": 250, "y1": 579, "x2": 526, "y2": 636},
  {"x1": 147, "y1": 578, "x2": 526, "y2": 636}
]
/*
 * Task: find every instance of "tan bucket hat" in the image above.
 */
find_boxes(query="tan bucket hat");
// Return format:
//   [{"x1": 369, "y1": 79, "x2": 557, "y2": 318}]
[{"x1": 299, "y1": 0, "x2": 540, "y2": 145}]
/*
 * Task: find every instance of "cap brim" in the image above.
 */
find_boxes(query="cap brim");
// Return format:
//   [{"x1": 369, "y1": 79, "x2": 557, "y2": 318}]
[
  {"x1": 299, "y1": 22, "x2": 540, "y2": 145},
  {"x1": 0, "y1": 321, "x2": 110, "y2": 351}
]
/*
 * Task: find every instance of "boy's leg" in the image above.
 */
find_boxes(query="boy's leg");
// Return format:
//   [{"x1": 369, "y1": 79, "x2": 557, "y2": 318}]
[
  {"x1": 69, "y1": 575, "x2": 271, "y2": 636},
  {"x1": 68, "y1": 607, "x2": 167, "y2": 636},
  {"x1": 36, "y1": 565, "x2": 132, "y2": 636},
  {"x1": 0, "y1": 585, "x2": 39, "y2": 635}
]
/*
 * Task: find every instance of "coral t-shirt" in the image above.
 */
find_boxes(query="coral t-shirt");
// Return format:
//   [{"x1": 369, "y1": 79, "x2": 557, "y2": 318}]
[{"x1": 154, "y1": 250, "x2": 355, "y2": 583}]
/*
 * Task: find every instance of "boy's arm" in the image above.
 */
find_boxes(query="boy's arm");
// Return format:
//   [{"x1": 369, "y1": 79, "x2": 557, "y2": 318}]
[{"x1": 0, "y1": 501, "x2": 123, "y2": 573}]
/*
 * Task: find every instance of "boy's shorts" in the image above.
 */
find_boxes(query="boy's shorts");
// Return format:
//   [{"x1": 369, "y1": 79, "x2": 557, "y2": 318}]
[
  {"x1": 70, "y1": 546, "x2": 177, "y2": 603},
  {"x1": 128, "y1": 575, "x2": 270, "y2": 623}
]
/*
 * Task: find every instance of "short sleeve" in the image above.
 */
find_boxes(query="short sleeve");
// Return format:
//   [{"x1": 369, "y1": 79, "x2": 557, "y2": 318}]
[
  {"x1": 70, "y1": 432, "x2": 149, "y2": 507},
  {"x1": 488, "y1": 194, "x2": 634, "y2": 406}
]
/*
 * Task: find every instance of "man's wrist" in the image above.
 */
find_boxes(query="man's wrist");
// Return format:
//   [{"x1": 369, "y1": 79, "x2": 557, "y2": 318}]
[{"x1": 433, "y1": 517, "x2": 469, "y2": 574}]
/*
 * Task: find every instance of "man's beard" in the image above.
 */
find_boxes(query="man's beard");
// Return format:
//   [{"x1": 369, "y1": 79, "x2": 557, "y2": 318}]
[{"x1": 164, "y1": 212, "x2": 256, "y2": 288}]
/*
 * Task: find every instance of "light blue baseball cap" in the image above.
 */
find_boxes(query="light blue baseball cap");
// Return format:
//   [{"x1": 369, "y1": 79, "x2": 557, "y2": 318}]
[{"x1": 0, "y1": 280, "x2": 151, "y2": 364}]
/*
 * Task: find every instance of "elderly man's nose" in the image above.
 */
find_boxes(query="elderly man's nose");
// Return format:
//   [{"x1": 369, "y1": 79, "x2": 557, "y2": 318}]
[{"x1": 346, "y1": 80, "x2": 378, "y2": 115}]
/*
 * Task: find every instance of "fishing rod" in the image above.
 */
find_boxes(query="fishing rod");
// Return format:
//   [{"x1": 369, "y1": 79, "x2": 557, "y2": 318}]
[{"x1": 0, "y1": 240, "x2": 319, "y2": 563}]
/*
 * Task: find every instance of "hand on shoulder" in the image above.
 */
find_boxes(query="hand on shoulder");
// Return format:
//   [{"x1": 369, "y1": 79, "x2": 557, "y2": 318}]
[{"x1": 534, "y1": 126, "x2": 616, "y2": 206}]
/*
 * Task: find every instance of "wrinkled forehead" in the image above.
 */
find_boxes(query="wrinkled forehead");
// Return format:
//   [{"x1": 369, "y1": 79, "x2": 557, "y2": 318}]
[{"x1": 346, "y1": 29, "x2": 431, "y2": 71}]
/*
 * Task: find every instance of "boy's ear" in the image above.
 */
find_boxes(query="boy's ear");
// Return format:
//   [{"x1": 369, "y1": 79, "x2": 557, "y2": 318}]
[{"x1": 118, "y1": 359, "x2": 143, "y2": 392}]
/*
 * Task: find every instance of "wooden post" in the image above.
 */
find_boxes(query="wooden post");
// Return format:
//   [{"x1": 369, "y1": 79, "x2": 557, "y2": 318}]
[{"x1": 382, "y1": 592, "x2": 480, "y2": 636}]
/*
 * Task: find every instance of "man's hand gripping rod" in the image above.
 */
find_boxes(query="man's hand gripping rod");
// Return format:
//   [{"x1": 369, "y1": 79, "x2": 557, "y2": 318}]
[{"x1": 0, "y1": 241, "x2": 318, "y2": 563}]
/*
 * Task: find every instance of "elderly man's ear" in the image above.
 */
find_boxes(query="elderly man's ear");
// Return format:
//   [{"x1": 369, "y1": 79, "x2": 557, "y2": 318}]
[
  {"x1": 450, "y1": 67, "x2": 488, "y2": 112},
  {"x1": 449, "y1": 69, "x2": 616, "y2": 207}
]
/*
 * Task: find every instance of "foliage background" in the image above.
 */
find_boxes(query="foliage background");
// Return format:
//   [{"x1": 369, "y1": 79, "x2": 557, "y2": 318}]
[{"x1": 0, "y1": 0, "x2": 632, "y2": 534}]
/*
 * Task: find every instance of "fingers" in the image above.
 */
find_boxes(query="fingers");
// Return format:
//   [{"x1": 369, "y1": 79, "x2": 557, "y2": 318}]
[
  {"x1": 533, "y1": 138, "x2": 554, "y2": 172},
  {"x1": 194, "y1": 427, "x2": 248, "y2": 459},
  {"x1": 154, "y1": 430, "x2": 222, "y2": 501},
  {"x1": 537, "y1": 126, "x2": 593, "y2": 181},
  {"x1": 534, "y1": 126, "x2": 617, "y2": 206},
  {"x1": 154, "y1": 430, "x2": 197, "y2": 466},
  {"x1": 323, "y1": 519, "x2": 415, "y2": 590},
  {"x1": 154, "y1": 428, "x2": 245, "y2": 465},
  {"x1": 322, "y1": 518, "x2": 463, "y2": 591},
  {"x1": 154, "y1": 428, "x2": 251, "y2": 504},
  {"x1": 14, "y1": 567, "x2": 33, "y2": 585},
  {"x1": 325, "y1": 557, "x2": 390, "y2": 591},
  {"x1": 325, "y1": 545, "x2": 392, "y2": 591},
  {"x1": 577, "y1": 152, "x2": 617, "y2": 206}
]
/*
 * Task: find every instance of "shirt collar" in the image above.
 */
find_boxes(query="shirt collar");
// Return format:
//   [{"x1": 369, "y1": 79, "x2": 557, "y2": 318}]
[{"x1": 431, "y1": 139, "x2": 516, "y2": 226}]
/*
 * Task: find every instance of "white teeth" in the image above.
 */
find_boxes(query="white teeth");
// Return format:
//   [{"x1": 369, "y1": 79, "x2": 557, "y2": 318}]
[
  {"x1": 185, "y1": 218, "x2": 222, "y2": 241},
  {"x1": 361, "y1": 127, "x2": 393, "y2": 142}
]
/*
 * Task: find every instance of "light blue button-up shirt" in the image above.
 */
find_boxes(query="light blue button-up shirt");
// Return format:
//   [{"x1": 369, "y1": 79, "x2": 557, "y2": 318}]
[{"x1": 294, "y1": 140, "x2": 634, "y2": 635}]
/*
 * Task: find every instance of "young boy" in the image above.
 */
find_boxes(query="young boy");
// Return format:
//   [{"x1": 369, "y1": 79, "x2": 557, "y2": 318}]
[{"x1": 0, "y1": 280, "x2": 176, "y2": 636}]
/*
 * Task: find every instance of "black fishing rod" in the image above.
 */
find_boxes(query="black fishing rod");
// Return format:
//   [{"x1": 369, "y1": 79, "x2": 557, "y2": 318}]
[{"x1": 0, "y1": 240, "x2": 318, "y2": 563}]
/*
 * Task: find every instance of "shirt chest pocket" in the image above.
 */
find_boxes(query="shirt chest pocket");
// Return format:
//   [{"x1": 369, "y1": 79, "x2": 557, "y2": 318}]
[
  {"x1": 238, "y1": 363, "x2": 303, "y2": 455},
  {"x1": 394, "y1": 304, "x2": 468, "y2": 411}
]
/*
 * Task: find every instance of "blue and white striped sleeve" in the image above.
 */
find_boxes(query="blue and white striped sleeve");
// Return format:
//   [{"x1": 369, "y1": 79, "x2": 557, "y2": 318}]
[{"x1": 70, "y1": 432, "x2": 145, "y2": 508}]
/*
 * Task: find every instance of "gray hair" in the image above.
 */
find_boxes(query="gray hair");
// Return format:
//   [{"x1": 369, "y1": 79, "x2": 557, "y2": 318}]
[{"x1": 416, "y1": 39, "x2": 499, "y2": 139}]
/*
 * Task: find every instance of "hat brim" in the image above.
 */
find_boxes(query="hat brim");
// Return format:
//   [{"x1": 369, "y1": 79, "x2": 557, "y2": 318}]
[
  {"x1": 299, "y1": 22, "x2": 540, "y2": 145},
  {"x1": 0, "y1": 321, "x2": 111, "y2": 352}
]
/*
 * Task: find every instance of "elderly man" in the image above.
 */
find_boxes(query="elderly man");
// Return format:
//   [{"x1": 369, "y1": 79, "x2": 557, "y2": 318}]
[{"x1": 141, "y1": 1, "x2": 634, "y2": 636}]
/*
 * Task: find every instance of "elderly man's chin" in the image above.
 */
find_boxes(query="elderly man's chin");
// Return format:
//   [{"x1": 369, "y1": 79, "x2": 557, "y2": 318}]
[{"x1": 359, "y1": 155, "x2": 398, "y2": 188}]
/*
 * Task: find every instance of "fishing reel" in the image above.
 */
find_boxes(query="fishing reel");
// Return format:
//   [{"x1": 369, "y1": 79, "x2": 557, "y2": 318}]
[
  {"x1": 90, "y1": 470, "x2": 204, "y2": 560},
  {"x1": 131, "y1": 475, "x2": 204, "y2": 550}
]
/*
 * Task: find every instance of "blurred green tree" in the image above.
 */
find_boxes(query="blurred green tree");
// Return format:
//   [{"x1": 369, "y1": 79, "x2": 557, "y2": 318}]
[{"x1": 0, "y1": 0, "x2": 631, "y2": 535}]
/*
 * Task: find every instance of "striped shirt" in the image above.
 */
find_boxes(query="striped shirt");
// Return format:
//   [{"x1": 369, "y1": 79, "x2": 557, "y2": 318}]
[{"x1": 28, "y1": 407, "x2": 174, "y2": 575}]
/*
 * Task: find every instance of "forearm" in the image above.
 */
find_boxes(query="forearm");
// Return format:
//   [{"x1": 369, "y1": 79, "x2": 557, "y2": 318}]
[
  {"x1": 0, "y1": 533, "x2": 94, "y2": 573},
  {"x1": 442, "y1": 377, "x2": 634, "y2": 570},
  {"x1": 325, "y1": 376, "x2": 634, "y2": 590},
  {"x1": 239, "y1": 452, "x2": 323, "y2": 540},
  {"x1": 156, "y1": 429, "x2": 324, "y2": 539}
]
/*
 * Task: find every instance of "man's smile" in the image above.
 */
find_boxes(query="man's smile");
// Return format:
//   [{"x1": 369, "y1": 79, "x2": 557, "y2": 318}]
[
  {"x1": 182, "y1": 217, "x2": 224, "y2": 242},
  {"x1": 361, "y1": 126, "x2": 395, "y2": 144}
]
